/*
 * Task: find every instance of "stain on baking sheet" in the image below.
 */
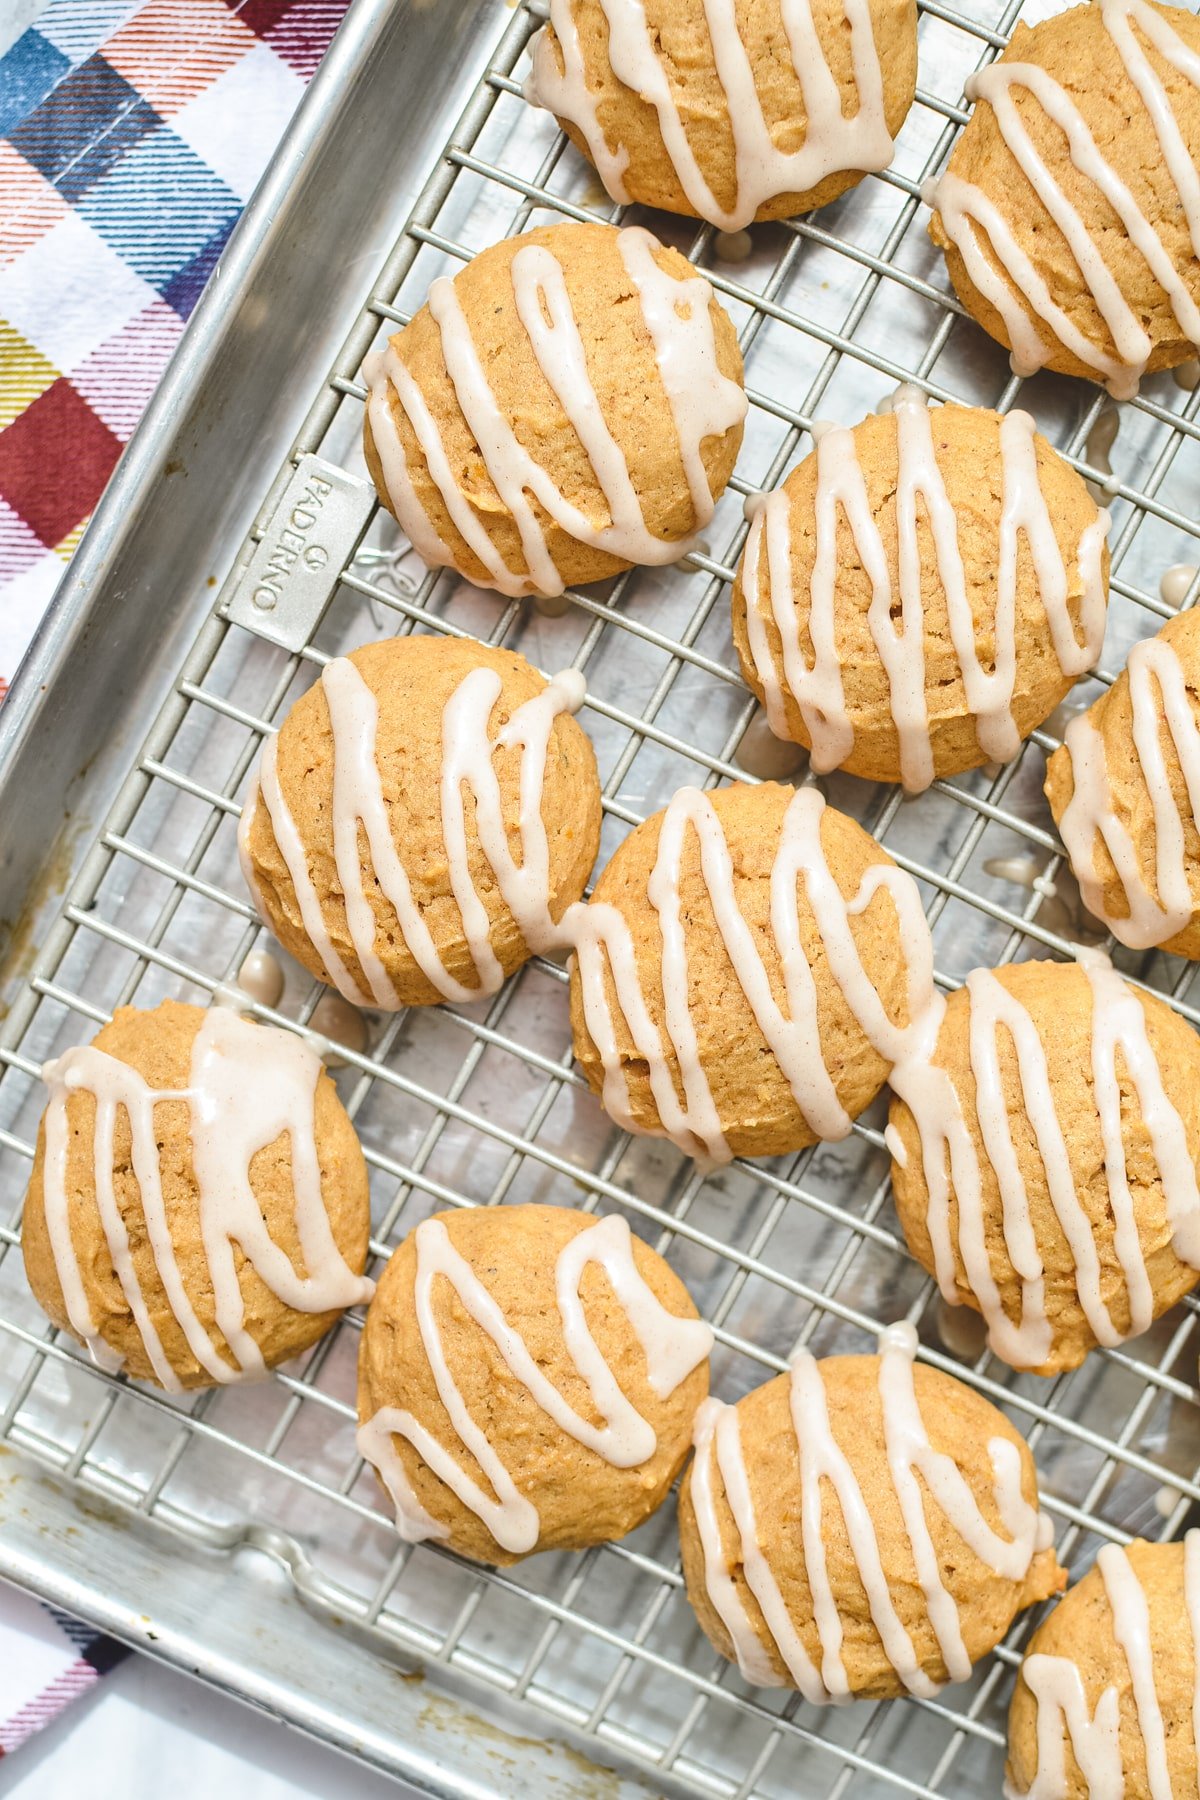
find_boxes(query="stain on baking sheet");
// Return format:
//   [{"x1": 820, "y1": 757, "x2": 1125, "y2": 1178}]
[
  {"x1": 417, "y1": 1686, "x2": 626, "y2": 1797},
  {"x1": 0, "y1": 815, "x2": 85, "y2": 1021}
]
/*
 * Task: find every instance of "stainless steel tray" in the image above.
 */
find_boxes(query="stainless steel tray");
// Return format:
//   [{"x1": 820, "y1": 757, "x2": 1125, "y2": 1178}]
[{"x1": 3, "y1": 0, "x2": 1200, "y2": 1793}]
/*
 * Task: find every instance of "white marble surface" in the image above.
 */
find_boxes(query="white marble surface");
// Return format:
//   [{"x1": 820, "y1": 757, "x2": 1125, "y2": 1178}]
[{"x1": 0, "y1": 1656, "x2": 422, "y2": 1799}]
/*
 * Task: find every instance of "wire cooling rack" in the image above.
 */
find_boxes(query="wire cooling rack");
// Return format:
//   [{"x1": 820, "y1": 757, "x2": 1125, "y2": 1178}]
[{"x1": 4, "y1": 1, "x2": 1200, "y2": 1794}]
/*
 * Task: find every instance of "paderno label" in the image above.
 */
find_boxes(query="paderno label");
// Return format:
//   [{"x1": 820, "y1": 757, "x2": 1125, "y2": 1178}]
[{"x1": 227, "y1": 454, "x2": 375, "y2": 651}]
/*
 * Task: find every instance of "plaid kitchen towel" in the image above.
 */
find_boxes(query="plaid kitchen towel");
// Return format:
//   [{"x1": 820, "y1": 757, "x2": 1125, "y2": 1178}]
[
  {"x1": 0, "y1": 1582, "x2": 129, "y2": 1752},
  {"x1": 0, "y1": 0, "x2": 351, "y2": 698}
]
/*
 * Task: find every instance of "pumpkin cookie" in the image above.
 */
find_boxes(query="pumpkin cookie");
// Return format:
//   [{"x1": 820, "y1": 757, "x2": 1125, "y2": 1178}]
[
  {"x1": 239, "y1": 634, "x2": 601, "y2": 1009},
  {"x1": 926, "y1": 0, "x2": 1200, "y2": 397},
  {"x1": 732, "y1": 395, "x2": 1109, "y2": 790},
  {"x1": 525, "y1": 0, "x2": 917, "y2": 228},
  {"x1": 1046, "y1": 606, "x2": 1200, "y2": 957},
  {"x1": 569, "y1": 781, "x2": 935, "y2": 1162},
  {"x1": 357, "y1": 1203, "x2": 712, "y2": 1563},
  {"x1": 22, "y1": 1000, "x2": 373, "y2": 1390},
  {"x1": 888, "y1": 957, "x2": 1200, "y2": 1375},
  {"x1": 1007, "y1": 1535, "x2": 1200, "y2": 1797},
  {"x1": 363, "y1": 221, "x2": 746, "y2": 596},
  {"x1": 679, "y1": 1323, "x2": 1063, "y2": 1698}
]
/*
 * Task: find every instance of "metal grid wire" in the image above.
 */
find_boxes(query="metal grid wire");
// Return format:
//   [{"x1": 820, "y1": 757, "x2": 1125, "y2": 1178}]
[{"x1": 3, "y1": 0, "x2": 1200, "y2": 1792}]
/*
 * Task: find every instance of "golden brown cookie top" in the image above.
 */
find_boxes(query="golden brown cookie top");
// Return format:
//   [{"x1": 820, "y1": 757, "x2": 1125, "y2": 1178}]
[
  {"x1": 362, "y1": 221, "x2": 746, "y2": 597},
  {"x1": 927, "y1": 0, "x2": 1200, "y2": 395},
  {"x1": 888, "y1": 957, "x2": 1200, "y2": 1375},
  {"x1": 356, "y1": 1202, "x2": 712, "y2": 1563},
  {"x1": 678, "y1": 1324, "x2": 1063, "y2": 1699},
  {"x1": 526, "y1": 0, "x2": 917, "y2": 227},
  {"x1": 569, "y1": 780, "x2": 936, "y2": 1163},
  {"x1": 21, "y1": 999, "x2": 372, "y2": 1390},
  {"x1": 1007, "y1": 1536, "x2": 1200, "y2": 1798},
  {"x1": 732, "y1": 396, "x2": 1109, "y2": 789},
  {"x1": 1046, "y1": 606, "x2": 1200, "y2": 958},
  {"x1": 239, "y1": 633, "x2": 601, "y2": 1009}
]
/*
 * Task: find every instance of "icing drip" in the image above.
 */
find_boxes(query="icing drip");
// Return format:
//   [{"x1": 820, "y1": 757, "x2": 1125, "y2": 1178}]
[
  {"x1": 928, "y1": 0, "x2": 1200, "y2": 398},
  {"x1": 1161, "y1": 564, "x2": 1198, "y2": 608},
  {"x1": 40, "y1": 1008, "x2": 374, "y2": 1391},
  {"x1": 527, "y1": 0, "x2": 895, "y2": 232},
  {"x1": 740, "y1": 396, "x2": 1109, "y2": 792},
  {"x1": 735, "y1": 710, "x2": 807, "y2": 779},
  {"x1": 239, "y1": 658, "x2": 587, "y2": 1009},
  {"x1": 1010, "y1": 1531, "x2": 1200, "y2": 1800},
  {"x1": 357, "y1": 1212, "x2": 712, "y2": 1553},
  {"x1": 236, "y1": 947, "x2": 284, "y2": 1010},
  {"x1": 714, "y1": 229, "x2": 754, "y2": 264},
  {"x1": 571, "y1": 784, "x2": 935, "y2": 1163},
  {"x1": 889, "y1": 952, "x2": 1200, "y2": 1370},
  {"x1": 364, "y1": 226, "x2": 746, "y2": 597},
  {"x1": 1085, "y1": 404, "x2": 1120, "y2": 504},
  {"x1": 1057, "y1": 627, "x2": 1200, "y2": 949},
  {"x1": 688, "y1": 1321, "x2": 1041, "y2": 1698},
  {"x1": 308, "y1": 993, "x2": 368, "y2": 1066}
]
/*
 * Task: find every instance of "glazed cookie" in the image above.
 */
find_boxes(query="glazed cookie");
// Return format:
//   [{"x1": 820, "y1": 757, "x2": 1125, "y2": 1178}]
[
  {"x1": 1007, "y1": 1534, "x2": 1200, "y2": 1798},
  {"x1": 238, "y1": 634, "x2": 602, "y2": 1009},
  {"x1": 21, "y1": 1000, "x2": 373, "y2": 1391},
  {"x1": 926, "y1": 0, "x2": 1200, "y2": 398},
  {"x1": 569, "y1": 781, "x2": 935, "y2": 1163},
  {"x1": 888, "y1": 957, "x2": 1200, "y2": 1376},
  {"x1": 356, "y1": 1203, "x2": 712, "y2": 1563},
  {"x1": 363, "y1": 221, "x2": 746, "y2": 597},
  {"x1": 678, "y1": 1323, "x2": 1064, "y2": 1699},
  {"x1": 524, "y1": 0, "x2": 917, "y2": 229},
  {"x1": 732, "y1": 394, "x2": 1110, "y2": 791},
  {"x1": 1046, "y1": 607, "x2": 1200, "y2": 957}
]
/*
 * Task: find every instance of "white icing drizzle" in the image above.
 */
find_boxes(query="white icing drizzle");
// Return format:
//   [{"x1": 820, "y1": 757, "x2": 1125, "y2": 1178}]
[
  {"x1": 740, "y1": 396, "x2": 1109, "y2": 792},
  {"x1": 39, "y1": 1008, "x2": 374, "y2": 1391},
  {"x1": 363, "y1": 345, "x2": 454, "y2": 570},
  {"x1": 928, "y1": 0, "x2": 1200, "y2": 399},
  {"x1": 525, "y1": 11, "x2": 632, "y2": 204},
  {"x1": 1101, "y1": 1545, "x2": 1173, "y2": 1799},
  {"x1": 1013, "y1": 1654, "x2": 1124, "y2": 1799},
  {"x1": 889, "y1": 952, "x2": 1200, "y2": 1370},
  {"x1": 240, "y1": 738, "x2": 366, "y2": 1006},
  {"x1": 1057, "y1": 624, "x2": 1200, "y2": 949},
  {"x1": 688, "y1": 1321, "x2": 1041, "y2": 1698},
  {"x1": 364, "y1": 226, "x2": 746, "y2": 597},
  {"x1": 357, "y1": 1212, "x2": 712, "y2": 1554},
  {"x1": 571, "y1": 783, "x2": 935, "y2": 1164},
  {"x1": 526, "y1": 0, "x2": 895, "y2": 232},
  {"x1": 239, "y1": 657, "x2": 587, "y2": 1010},
  {"x1": 690, "y1": 1397, "x2": 785, "y2": 1686},
  {"x1": 1010, "y1": 1531, "x2": 1200, "y2": 1800}
]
